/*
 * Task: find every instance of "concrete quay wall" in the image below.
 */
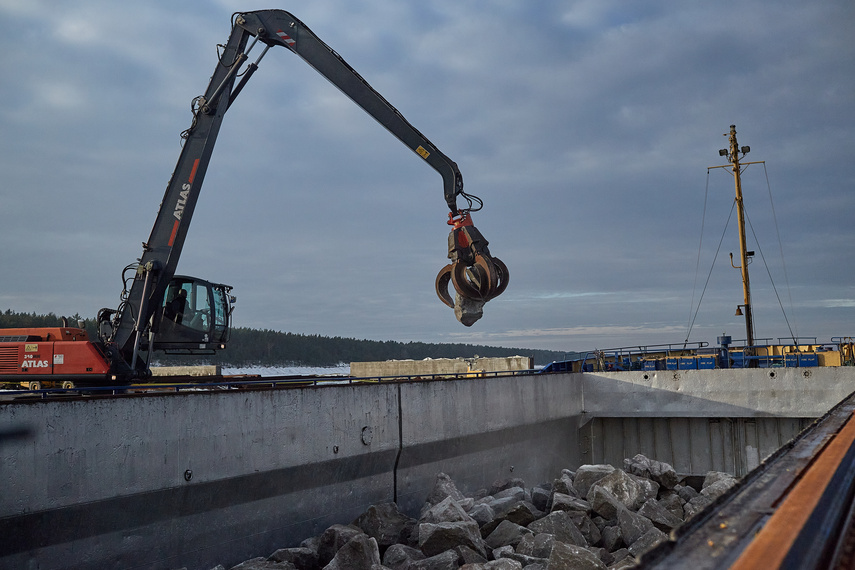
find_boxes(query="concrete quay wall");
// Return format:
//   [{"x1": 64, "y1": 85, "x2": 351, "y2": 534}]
[
  {"x1": 575, "y1": 367, "x2": 855, "y2": 475},
  {"x1": 580, "y1": 366, "x2": 855, "y2": 418},
  {"x1": 0, "y1": 374, "x2": 582, "y2": 570},
  {"x1": 1, "y1": 367, "x2": 852, "y2": 569},
  {"x1": 1, "y1": 383, "x2": 401, "y2": 570}
]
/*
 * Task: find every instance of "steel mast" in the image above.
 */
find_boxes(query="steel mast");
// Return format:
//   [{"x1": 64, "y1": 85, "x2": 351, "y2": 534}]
[{"x1": 713, "y1": 124, "x2": 763, "y2": 353}]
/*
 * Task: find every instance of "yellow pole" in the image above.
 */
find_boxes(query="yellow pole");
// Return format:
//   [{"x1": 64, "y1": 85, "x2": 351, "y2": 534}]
[{"x1": 727, "y1": 125, "x2": 755, "y2": 350}]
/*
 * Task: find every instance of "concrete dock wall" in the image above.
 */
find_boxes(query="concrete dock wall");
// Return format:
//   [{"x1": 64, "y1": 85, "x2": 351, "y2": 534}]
[
  {"x1": 0, "y1": 374, "x2": 582, "y2": 570},
  {"x1": 1, "y1": 367, "x2": 852, "y2": 569},
  {"x1": 578, "y1": 367, "x2": 855, "y2": 418},
  {"x1": 581, "y1": 416, "x2": 812, "y2": 475},
  {"x1": 576, "y1": 367, "x2": 854, "y2": 476},
  {"x1": 395, "y1": 374, "x2": 582, "y2": 515}
]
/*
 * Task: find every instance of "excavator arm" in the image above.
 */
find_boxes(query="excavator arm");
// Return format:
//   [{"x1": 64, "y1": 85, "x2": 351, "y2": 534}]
[
  {"x1": 234, "y1": 11, "x2": 508, "y2": 322},
  {"x1": 236, "y1": 11, "x2": 465, "y2": 213},
  {"x1": 105, "y1": 9, "x2": 508, "y2": 379}
]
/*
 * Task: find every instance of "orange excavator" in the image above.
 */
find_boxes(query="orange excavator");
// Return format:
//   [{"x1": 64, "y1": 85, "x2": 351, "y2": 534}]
[{"x1": 0, "y1": 10, "x2": 508, "y2": 388}]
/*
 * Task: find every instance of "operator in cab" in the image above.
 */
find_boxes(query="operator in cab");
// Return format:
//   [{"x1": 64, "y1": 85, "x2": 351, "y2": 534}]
[{"x1": 164, "y1": 289, "x2": 188, "y2": 324}]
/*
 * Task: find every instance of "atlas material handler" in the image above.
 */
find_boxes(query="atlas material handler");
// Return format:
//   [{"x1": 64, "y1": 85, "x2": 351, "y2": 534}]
[{"x1": 0, "y1": 10, "x2": 508, "y2": 389}]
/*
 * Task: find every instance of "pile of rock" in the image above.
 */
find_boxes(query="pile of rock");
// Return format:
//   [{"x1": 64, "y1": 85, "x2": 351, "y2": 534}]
[{"x1": 217, "y1": 454, "x2": 738, "y2": 570}]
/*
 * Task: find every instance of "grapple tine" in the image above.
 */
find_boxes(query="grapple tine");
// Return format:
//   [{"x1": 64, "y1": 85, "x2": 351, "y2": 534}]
[
  {"x1": 474, "y1": 254, "x2": 498, "y2": 296},
  {"x1": 435, "y1": 264, "x2": 456, "y2": 308},
  {"x1": 452, "y1": 261, "x2": 485, "y2": 300},
  {"x1": 486, "y1": 256, "x2": 509, "y2": 300}
]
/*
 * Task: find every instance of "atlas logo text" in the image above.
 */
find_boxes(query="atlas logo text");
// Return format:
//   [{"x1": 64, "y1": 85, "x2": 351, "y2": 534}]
[{"x1": 174, "y1": 184, "x2": 191, "y2": 220}]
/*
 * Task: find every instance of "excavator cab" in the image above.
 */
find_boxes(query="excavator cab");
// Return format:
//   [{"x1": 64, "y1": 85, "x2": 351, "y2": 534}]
[{"x1": 153, "y1": 276, "x2": 234, "y2": 353}]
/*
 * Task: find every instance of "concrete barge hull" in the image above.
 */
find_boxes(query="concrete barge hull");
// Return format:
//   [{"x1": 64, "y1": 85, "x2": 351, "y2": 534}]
[{"x1": 1, "y1": 368, "x2": 852, "y2": 569}]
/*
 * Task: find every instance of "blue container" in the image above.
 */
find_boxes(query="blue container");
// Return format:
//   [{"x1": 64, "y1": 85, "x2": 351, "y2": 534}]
[
  {"x1": 666, "y1": 357, "x2": 679, "y2": 370},
  {"x1": 643, "y1": 359, "x2": 665, "y2": 371},
  {"x1": 785, "y1": 353, "x2": 819, "y2": 367},
  {"x1": 698, "y1": 356, "x2": 716, "y2": 370},
  {"x1": 542, "y1": 361, "x2": 573, "y2": 373},
  {"x1": 800, "y1": 353, "x2": 818, "y2": 367},
  {"x1": 678, "y1": 357, "x2": 698, "y2": 370}
]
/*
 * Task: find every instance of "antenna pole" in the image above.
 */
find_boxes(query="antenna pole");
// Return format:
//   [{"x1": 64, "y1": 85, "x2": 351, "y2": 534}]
[{"x1": 726, "y1": 125, "x2": 755, "y2": 351}]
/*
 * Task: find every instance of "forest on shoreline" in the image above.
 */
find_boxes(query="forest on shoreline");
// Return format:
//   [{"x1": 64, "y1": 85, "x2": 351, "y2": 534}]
[{"x1": 0, "y1": 310, "x2": 565, "y2": 366}]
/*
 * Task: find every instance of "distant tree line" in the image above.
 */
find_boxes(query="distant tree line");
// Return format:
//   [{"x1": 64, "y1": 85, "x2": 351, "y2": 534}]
[
  {"x1": 1, "y1": 310, "x2": 564, "y2": 366},
  {"x1": 0, "y1": 309, "x2": 93, "y2": 330},
  {"x1": 201, "y1": 327, "x2": 563, "y2": 367}
]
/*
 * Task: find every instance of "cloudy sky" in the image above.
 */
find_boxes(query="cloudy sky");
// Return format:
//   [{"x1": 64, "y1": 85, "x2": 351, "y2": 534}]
[{"x1": 1, "y1": 1, "x2": 852, "y2": 353}]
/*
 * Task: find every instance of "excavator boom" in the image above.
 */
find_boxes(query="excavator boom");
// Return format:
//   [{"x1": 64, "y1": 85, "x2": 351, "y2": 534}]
[{"x1": 236, "y1": 11, "x2": 466, "y2": 213}]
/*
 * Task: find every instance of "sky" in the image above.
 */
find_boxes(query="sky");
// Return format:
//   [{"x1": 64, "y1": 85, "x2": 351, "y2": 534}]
[{"x1": 0, "y1": 1, "x2": 853, "y2": 353}]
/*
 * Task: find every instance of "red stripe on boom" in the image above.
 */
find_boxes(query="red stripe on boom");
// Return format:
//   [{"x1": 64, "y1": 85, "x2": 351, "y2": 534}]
[
  {"x1": 188, "y1": 159, "x2": 200, "y2": 184},
  {"x1": 168, "y1": 220, "x2": 180, "y2": 247}
]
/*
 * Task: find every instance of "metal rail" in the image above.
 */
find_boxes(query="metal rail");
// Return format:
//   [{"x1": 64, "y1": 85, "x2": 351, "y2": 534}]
[{"x1": 0, "y1": 369, "x2": 540, "y2": 401}]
